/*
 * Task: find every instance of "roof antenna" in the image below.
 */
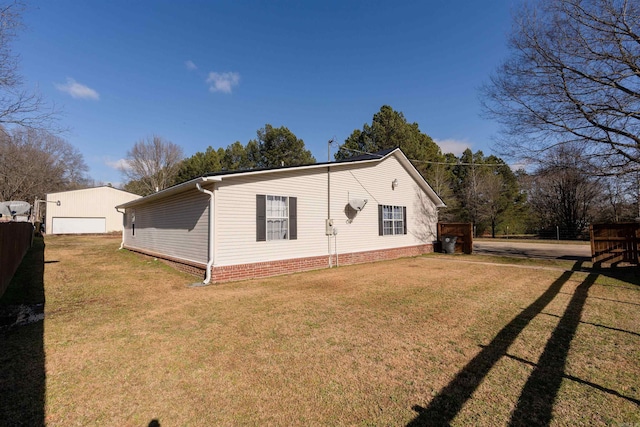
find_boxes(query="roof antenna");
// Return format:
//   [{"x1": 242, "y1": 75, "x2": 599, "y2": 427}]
[{"x1": 328, "y1": 136, "x2": 336, "y2": 162}]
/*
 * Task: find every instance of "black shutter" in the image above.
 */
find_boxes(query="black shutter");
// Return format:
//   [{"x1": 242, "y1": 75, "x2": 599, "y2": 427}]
[
  {"x1": 403, "y1": 206, "x2": 407, "y2": 235},
  {"x1": 289, "y1": 197, "x2": 297, "y2": 240},
  {"x1": 256, "y1": 195, "x2": 266, "y2": 241},
  {"x1": 378, "y1": 205, "x2": 383, "y2": 236}
]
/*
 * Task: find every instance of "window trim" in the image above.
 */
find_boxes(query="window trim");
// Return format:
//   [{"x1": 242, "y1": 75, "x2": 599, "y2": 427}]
[
  {"x1": 378, "y1": 204, "x2": 407, "y2": 236},
  {"x1": 267, "y1": 195, "x2": 289, "y2": 241},
  {"x1": 256, "y1": 194, "x2": 297, "y2": 242}
]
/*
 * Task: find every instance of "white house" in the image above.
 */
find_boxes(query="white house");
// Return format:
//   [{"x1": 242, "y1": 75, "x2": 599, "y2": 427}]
[
  {"x1": 46, "y1": 186, "x2": 141, "y2": 234},
  {"x1": 116, "y1": 148, "x2": 445, "y2": 283}
]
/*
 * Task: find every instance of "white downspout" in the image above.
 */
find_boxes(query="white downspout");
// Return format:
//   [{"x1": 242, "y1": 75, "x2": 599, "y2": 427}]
[
  {"x1": 115, "y1": 207, "x2": 125, "y2": 250},
  {"x1": 196, "y1": 182, "x2": 215, "y2": 285}
]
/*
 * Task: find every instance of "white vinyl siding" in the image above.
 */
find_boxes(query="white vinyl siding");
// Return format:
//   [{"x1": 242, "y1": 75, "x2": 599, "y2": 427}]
[
  {"x1": 215, "y1": 170, "x2": 324, "y2": 265},
  {"x1": 213, "y1": 155, "x2": 439, "y2": 267},
  {"x1": 117, "y1": 151, "x2": 440, "y2": 270},
  {"x1": 123, "y1": 189, "x2": 209, "y2": 265}
]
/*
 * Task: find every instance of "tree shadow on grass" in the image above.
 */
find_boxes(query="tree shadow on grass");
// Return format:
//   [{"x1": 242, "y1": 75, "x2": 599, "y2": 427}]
[
  {"x1": 507, "y1": 271, "x2": 596, "y2": 426},
  {"x1": 588, "y1": 265, "x2": 640, "y2": 287},
  {"x1": 407, "y1": 261, "x2": 599, "y2": 426},
  {"x1": 0, "y1": 236, "x2": 46, "y2": 426}
]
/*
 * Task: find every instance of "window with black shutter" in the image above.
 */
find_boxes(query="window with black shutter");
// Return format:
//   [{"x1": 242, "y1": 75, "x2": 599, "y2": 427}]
[
  {"x1": 257, "y1": 194, "x2": 297, "y2": 241},
  {"x1": 378, "y1": 204, "x2": 407, "y2": 236}
]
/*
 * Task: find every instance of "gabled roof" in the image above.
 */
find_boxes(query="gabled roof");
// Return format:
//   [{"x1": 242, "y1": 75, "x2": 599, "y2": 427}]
[
  {"x1": 116, "y1": 148, "x2": 446, "y2": 209},
  {"x1": 192, "y1": 147, "x2": 396, "y2": 179},
  {"x1": 47, "y1": 185, "x2": 141, "y2": 197}
]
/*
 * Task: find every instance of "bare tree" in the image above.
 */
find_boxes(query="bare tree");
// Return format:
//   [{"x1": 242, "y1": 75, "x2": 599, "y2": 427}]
[
  {"x1": 461, "y1": 161, "x2": 484, "y2": 229},
  {"x1": 0, "y1": 127, "x2": 89, "y2": 202},
  {"x1": 424, "y1": 162, "x2": 456, "y2": 221},
  {"x1": 461, "y1": 166, "x2": 510, "y2": 237},
  {"x1": 528, "y1": 145, "x2": 601, "y2": 238},
  {"x1": 0, "y1": 2, "x2": 58, "y2": 130},
  {"x1": 477, "y1": 172, "x2": 508, "y2": 238},
  {"x1": 120, "y1": 135, "x2": 184, "y2": 196},
  {"x1": 594, "y1": 174, "x2": 638, "y2": 222},
  {"x1": 482, "y1": 0, "x2": 640, "y2": 176}
]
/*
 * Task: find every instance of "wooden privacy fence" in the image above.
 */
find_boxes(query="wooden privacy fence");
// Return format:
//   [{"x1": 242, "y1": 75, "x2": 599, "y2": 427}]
[
  {"x1": 590, "y1": 223, "x2": 640, "y2": 266},
  {"x1": 437, "y1": 223, "x2": 473, "y2": 254},
  {"x1": 0, "y1": 222, "x2": 34, "y2": 298}
]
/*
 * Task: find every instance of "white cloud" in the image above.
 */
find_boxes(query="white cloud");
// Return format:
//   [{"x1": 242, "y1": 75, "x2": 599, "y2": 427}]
[
  {"x1": 55, "y1": 78, "x2": 100, "y2": 100},
  {"x1": 509, "y1": 162, "x2": 530, "y2": 171},
  {"x1": 435, "y1": 138, "x2": 472, "y2": 156},
  {"x1": 206, "y1": 71, "x2": 240, "y2": 94},
  {"x1": 185, "y1": 60, "x2": 197, "y2": 70},
  {"x1": 105, "y1": 158, "x2": 130, "y2": 171}
]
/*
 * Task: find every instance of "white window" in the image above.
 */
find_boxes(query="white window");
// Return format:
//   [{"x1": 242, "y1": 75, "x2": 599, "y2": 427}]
[
  {"x1": 257, "y1": 195, "x2": 297, "y2": 242},
  {"x1": 266, "y1": 195, "x2": 289, "y2": 240},
  {"x1": 380, "y1": 205, "x2": 406, "y2": 236}
]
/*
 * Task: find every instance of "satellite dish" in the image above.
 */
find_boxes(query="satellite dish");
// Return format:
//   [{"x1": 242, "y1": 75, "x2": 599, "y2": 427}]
[
  {"x1": 0, "y1": 201, "x2": 31, "y2": 217},
  {"x1": 348, "y1": 198, "x2": 368, "y2": 211}
]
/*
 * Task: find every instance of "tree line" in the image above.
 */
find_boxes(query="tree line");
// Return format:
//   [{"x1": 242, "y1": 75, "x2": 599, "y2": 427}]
[
  {"x1": 0, "y1": 127, "x2": 89, "y2": 202},
  {"x1": 334, "y1": 105, "x2": 638, "y2": 239},
  {"x1": 120, "y1": 104, "x2": 638, "y2": 239},
  {"x1": 120, "y1": 124, "x2": 316, "y2": 196}
]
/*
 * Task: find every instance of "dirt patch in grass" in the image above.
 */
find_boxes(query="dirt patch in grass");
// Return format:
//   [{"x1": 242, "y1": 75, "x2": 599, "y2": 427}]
[{"x1": 3, "y1": 235, "x2": 639, "y2": 426}]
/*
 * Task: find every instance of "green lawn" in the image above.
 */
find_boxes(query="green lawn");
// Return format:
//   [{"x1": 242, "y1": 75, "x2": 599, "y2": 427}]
[{"x1": 1, "y1": 235, "x2": 639, "y2": 426}]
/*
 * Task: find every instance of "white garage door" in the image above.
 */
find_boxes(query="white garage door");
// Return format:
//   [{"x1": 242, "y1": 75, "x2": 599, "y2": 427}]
[{"x1": 52, "y1": 217, "x2": 106, "y2": 234}]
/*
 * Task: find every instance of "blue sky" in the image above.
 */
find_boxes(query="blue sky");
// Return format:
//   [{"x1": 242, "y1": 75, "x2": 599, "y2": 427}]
[{"x1": 16, "y1": 0, "x2": 517, "y2": 186}]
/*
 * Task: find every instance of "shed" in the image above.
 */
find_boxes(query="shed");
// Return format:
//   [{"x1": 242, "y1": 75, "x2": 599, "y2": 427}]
[
  {"x1": 46, "y1": 186, "x2": 140, "y2": 234},
  {"x1": 116, "y1": 148, "x2": 446, "y2": 283}
]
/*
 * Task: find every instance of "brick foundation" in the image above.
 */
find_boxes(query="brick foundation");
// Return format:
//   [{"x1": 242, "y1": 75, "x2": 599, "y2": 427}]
[{"x1": 126, "y1": 244, "x2": 434, "y2": 284}]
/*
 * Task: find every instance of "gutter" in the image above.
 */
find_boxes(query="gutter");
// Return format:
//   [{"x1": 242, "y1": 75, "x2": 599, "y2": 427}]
[{"x1": 195, "y1": 179, "x2": 216, "y2": 285}]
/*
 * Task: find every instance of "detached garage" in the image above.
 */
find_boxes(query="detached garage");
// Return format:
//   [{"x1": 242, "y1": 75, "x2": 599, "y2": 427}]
[
  {"x1": 51, "y1": 217, "x2": 106, "y2": 234},
  {"x1": 46, "y1": 186, "x2": 140, "y2": 235}
]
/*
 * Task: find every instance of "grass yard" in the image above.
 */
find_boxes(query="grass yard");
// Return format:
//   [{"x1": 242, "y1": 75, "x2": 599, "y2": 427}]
[{"x1": 1, "y1": 235, "x2": 639, "y2": 426}]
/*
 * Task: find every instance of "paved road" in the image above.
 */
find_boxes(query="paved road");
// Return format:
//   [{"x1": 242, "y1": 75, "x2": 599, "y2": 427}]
[{"x1": 473, "y1": 240, "x2": 591, "y2": 261}]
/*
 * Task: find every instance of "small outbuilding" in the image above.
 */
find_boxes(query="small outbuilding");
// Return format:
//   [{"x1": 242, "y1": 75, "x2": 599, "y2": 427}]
[
  {"x1": 116, "y1": 148, "x2": 446, "y2": 283},
  {"x1": 46, "y1": 186, "x2": 140, "y2": 234}
]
